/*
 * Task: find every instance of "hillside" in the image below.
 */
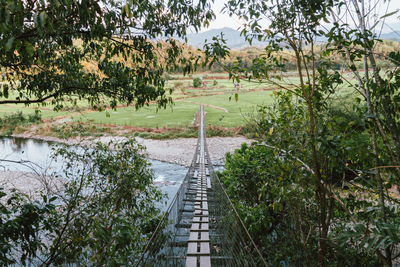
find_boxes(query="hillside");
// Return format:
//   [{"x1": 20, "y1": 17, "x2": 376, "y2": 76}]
[
  {"x1": 184, "y1": 27, "x2": 264, "y2": 48},
  {"x1": 380, "y1": 31, "x2": 400, "y2": 41},
  {"x1": 183, "y1": 27, "x2": 399, "y2": 48}
]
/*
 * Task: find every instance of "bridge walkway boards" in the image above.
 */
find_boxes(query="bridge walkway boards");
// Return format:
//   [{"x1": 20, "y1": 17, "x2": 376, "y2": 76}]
[{"x1": 136, "y1": 105, "x2": 267, "y2": 267}]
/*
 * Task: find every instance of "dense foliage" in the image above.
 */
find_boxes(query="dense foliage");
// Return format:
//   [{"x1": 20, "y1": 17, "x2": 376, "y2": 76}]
[
  {"x1": 0, "y1": 139, "x2": 162, "y2": 265},
  {"x1": 0, "y1": 0, "x2": 213, "y2": 109},
  {"x1": 0, "y1": 3, "x2": 215, "y2": 262},
  {"x1": 222, "y1": 92, "x2": 384, "y2": 266},
  {"x1": 192, "y1": 77, "x2": 202, "y2": 88},
  {"x1": 217, "y1": 0, "x2": 400, "y2": 266}
]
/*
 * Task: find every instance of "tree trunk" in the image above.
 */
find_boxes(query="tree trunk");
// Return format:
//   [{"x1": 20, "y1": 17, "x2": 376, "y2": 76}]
[{"x1": 293, "y1": 45, "x2": 328, "y2": 267}]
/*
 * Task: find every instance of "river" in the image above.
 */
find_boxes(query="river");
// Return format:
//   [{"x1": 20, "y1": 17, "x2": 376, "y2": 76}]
[{"x1": 0, "y1": 136, "x2": 188, "y2": 210}]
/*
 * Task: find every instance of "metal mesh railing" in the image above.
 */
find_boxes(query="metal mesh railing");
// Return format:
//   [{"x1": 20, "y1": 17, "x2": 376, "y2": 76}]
[
  {"x1": 136, "y1": 106, "x2": 267, "y2": 267},
  {"x1": 135, "y1": 146, "x2": 199, "y2": 267},
  {"x1": 203, "y1": 129, "x2": 268, "y2": 267}
]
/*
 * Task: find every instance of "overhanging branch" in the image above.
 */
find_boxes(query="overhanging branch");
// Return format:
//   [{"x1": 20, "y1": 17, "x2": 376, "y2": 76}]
[{"x1": 0, "y1": 93, "x2": 58, "y2": 104}]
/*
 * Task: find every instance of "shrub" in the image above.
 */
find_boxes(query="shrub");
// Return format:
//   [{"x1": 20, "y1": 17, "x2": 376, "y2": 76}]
[
  {"x1": 0, "y1": 139, "x2": 162, "y2": 265},
  {"x1": 0, "y1": 112, "x2": 41, "y2": 135},
  {"x1": 220, "y1": 141, "x2": 380, "y2": 266},
  {"x1": 192, "y1": 77, "x2": 202, "y2": 88},
  {"x1": 221, "y1": 91, "x2": 383, "y2": 266}
]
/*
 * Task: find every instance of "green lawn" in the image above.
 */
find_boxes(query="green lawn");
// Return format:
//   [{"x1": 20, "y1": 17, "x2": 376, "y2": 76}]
[
  {"x1": 0, "y1": 72, "x2": 358, "y2": 130},
  {"x1": 191, "y1": 91, "x2": 274, "y2": 127},
  {"x1": 0, "y1": 104, "x2": 73, "y2": 119},
  {"x1": 75, "y1": 102, "x2": 200, "y2": 128},
  {"x1": 71, "y1": 91, "x2": 274, "y2": 128},
  {"x1": 0, "y1": 89, "x2": 92, "y2": 119}
]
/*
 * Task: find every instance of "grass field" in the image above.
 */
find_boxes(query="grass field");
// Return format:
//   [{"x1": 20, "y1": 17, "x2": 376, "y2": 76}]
[
  {"x1": 72, "y1": 90, "x2": 275, "y2": 128},
  {"x1": 0, "y1": 72, "x2": 356, "y2": 137},
  {"x1": 76, "y1": 102, "x2": 199, "y2": 128}
]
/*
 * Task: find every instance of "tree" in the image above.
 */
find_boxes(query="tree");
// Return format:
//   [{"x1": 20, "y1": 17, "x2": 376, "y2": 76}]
[
  {"x1": 327, "y1": 1, "x2": 400, "y2": 266},
  {"x1": 0, "y1": 0, "x2": 216, "y2": 265},
  {"x1": 222, "y1": 1, "x2": 338, "y2": 265},
  {"x1": 0, "y1": 0, "x2": 214, "y2": 109},
  {"x1": 0, "y1": 139, "x2": 163, "y2": 265},
  {"x1": 215, "y1": 0, "x2": 400, "y2": 266}
]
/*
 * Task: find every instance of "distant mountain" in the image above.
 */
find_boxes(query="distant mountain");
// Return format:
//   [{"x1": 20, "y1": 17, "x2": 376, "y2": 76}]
[
  {"x1": 182, "y1": 27, "x2": 400, "y2": 49},
  {"x1": 380, "y1": 31, "x2": 400, "y2": 41},
  {"x1": 183, "y1": 27, "x2": 264, "y2": 49}
]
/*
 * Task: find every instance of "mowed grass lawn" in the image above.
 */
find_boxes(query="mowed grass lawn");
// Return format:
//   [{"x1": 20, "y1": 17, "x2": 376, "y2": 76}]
[
  {"x1": 0, "y1": 79, "x2": 354, "y2": 129},
  {"x1": 197, "y1": 91, "x2": 274, "y2": 127},
  {"x1": 74, "y1": 91, "x2": 275, "y2": 128},
  {"x1": 0, "y1": 90, "x2": 92, "y2": 119},
  {"x1": 0, "y1": 104, "x2": 72, "y2": 119},
  {"x1": 75, "y1": 102, "x2": 200, "y2": 128}
]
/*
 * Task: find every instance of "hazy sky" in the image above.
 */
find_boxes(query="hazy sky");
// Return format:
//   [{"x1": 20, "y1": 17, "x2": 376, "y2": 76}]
[{"x1": 201, "y1": 0, "x2": 400, "y2": 32}]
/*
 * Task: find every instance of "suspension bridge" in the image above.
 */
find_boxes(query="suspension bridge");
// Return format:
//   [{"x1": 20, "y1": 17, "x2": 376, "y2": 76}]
[{"x1": 136, "y1": 106, "x2": 268, "y2": 267}]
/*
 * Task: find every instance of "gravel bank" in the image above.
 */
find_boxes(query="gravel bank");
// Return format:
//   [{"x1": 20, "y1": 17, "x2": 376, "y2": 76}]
[
  {"x1": 0, "y1": 136, "x2": 251, "y2": 199},
  {"x1": 12, "y1": 134, "x2": 253, "y2": 166},
  {"x1": 0, "y1": 171, "x2": 63, "y2": 201},
  {"x1": 135, "y1": 136, "x2": 252, "y2": 166},
  {"x1": 1, "y1": 135, "x2": 252, "y2": 198}
]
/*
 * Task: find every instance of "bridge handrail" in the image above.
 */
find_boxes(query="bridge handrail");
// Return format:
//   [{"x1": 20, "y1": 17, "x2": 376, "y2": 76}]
[
  {"x1": 135, "y1": 114, "x2": 201, "y2": 266},
  {"x1": 136, "y1": 105, "x2": 268, "y2": 266},
  {"x1": 209, "y1": 163, "x2": 268, "y2": 267}
]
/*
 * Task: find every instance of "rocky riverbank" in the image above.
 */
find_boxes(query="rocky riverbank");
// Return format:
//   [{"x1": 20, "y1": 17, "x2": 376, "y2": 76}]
[
  {"x1": 0, "y1": 170, "x2": 63, "y2": 201},
  {"x1": 1, "y1": 135, "x2": 252, "y2": 200},
  {"x1": 11, "y1": 134, "x2": 252, "y2": 166}
]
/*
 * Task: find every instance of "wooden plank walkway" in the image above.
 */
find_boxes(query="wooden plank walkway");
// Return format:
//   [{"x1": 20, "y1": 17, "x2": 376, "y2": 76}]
[
  {"x1": 185, "y1": 105, "x2": 212, "y2": 267},
  {"x1": 135, "y1": 105, "x2": 267, "y2": 267}
]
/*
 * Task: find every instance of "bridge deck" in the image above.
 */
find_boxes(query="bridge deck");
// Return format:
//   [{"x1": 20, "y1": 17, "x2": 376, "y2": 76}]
[
  {"x1": 136, "y1": 105, "x2": 267, "y2": 267},
  {"x1": 185, "y1": 105, "x2": 211, "y2": 267}
]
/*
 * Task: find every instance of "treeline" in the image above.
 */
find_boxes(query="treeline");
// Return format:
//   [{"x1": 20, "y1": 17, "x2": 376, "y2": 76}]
[{"x1": 165, "y1": 39, "x2": 400, "y2": 74}]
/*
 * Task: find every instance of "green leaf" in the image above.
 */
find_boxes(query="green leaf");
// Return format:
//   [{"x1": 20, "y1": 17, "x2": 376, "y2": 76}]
[
  {"x1": 122, "y1": 4, "x2": 129, "y2": 17},
  {"x1": 39, "y1": 12, "x2": 47, "y2": 26},
  {"x1": 234, "y1": 93, "x2": 238, "y2": 102},
  {"x1": 6, "y1": 37, "x2": 14, "y2": 51},
  {"x1": 3, "y1": 84, "x2": 9, "y2": 98},
  {"x1": 106, "y1": 111, "x2": 110, "y2": 118},
  {"x1": 25, "y1": 41, "x2": 34, "y2": 57},
  {"x1": 365, "y1": 113, "x2": 377, "y2": 119}
]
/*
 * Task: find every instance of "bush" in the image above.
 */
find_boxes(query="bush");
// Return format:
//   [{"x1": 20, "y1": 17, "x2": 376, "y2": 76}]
[
  {"x1": 0, "y1": 112, "x2": 41, "y2": 135},
  {"x1": 0, "y1": 139, "x2": 162, "y2": 265},
  {"x1": 220, "y1": 141, "x2": 381, "y2": 266},
  {"x1": 192, "y1": 77, "x2": 202, "y2": 88},
  {"x1": 213, "y1": 80, "x2": 218, "y2": 86},
  {"x1": 220, "y1": 91, "x2": 383, "y2": 266}
]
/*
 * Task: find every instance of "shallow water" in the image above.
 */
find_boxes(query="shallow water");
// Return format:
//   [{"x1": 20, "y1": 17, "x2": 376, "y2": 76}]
[{"x1": 0, "y1": 136, "x2": 188, "y2": 210}]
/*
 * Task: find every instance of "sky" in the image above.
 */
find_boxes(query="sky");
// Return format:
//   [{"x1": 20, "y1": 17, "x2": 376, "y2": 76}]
[{"x1": 201, "y1": 0, "x2": 400, "y2": 33}]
